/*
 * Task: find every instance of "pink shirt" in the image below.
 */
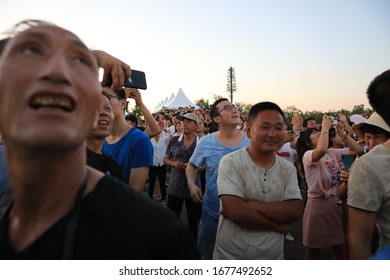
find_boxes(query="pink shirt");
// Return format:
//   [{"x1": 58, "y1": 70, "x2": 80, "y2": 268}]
[{"x1": 303, "y1": 148, "x2": 349, "y2": 198}]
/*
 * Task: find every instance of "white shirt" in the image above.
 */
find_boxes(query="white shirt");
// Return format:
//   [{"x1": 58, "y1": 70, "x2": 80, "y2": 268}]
[{"x1": 150, "y1": 135, "x2": 169, "y2": 166}]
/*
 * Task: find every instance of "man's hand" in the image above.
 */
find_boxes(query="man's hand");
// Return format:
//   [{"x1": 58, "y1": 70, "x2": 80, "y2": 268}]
[
  {"x1": 283, "y1": 130, "x2": 294, "y2": 143},
  {"x1": 125, "y1": 88, "x2": 143, "y2": 106},
  {"x1": 92, "y1": 50, "x2": 131, "y2": 90},
  {"x1": 188, "y1": 183, "x2": 203, "y2": 204},
  {"x1": 173, "y1": 161, "x2": 187, "y2": 171},
  {"x1": 339, "y1": 167, "x2": 349, "y2": 183}
]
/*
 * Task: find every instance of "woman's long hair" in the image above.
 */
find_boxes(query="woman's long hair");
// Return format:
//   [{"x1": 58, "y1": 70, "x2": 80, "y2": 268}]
[{"x1": 296, "y1": 128, "x2": 318, "y2": 179}]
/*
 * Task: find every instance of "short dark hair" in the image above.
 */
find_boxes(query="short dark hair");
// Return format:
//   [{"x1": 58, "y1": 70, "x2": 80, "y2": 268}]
[
  {"x1": 125, "y1": 113, "x2": 138, "y2": 125},
  {"x1": 247, "y1": 101, "x2": 286, "y2": 125},
  {"x1": 209, "y1": 98, "x2": 229, "y2": 122},
  {"x1": 101, "y1": 91, "x2": 112, "y2": 103},
  {"x1": 360, "y1": 123, "x2": 390, "y2": 138},
  {"x1": 303, "y1": 117, "x2": 316, "y2": 128},
  {"x1": 0, "y1": 38, "x2": 9, "y2": 55},
  {"x1": 0, "y1": 20, "x2": 52, "y2": 56},
  {"x1": 367, "y1": 69, "x2": 390, "y2": 126},
  {"x1": 113, "y1": 89, "x2": 126, "y2": 100}
]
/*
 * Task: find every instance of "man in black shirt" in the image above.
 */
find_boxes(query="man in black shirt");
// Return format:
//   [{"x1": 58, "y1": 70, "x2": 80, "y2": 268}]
[
  {"x1": 0, "y1": 20, "x2": 199, "y2": 260},
  {"x1": 86, "y1": 93, "x2": 122, "y2": 179}
]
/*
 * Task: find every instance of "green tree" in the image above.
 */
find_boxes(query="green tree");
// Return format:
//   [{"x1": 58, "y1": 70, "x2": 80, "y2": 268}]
[
  {"x1": 195, "y1": 98, "x2": 210, "y2": 109},
  {"x1": 235, "y1": 102, "x2": 252, "y2": 115},
  {"x1": 302, "y1": 110, "x2": 323, "y2": 123},
  {"x1": 132, "y1": 106, "x2": 142, "y2": 120},
  {"x1": 351, "y1": 104, "x2": 373, "y2": 116},
  {"x1": 284, "y1": 105, "x2": 301, "y2": 121},
  {"x1": 212, "y1": 94, "x2": 225, "y2": 102},
  {"x1": 351, "y1": 104, "x2": 365, "y2": 115}
]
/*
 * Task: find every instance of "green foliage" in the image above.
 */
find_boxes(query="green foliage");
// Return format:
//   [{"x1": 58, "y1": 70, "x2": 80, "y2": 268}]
[
  {"x1": 212, "y1": 94, "x2": 225, "y2": 102},
  {"x1": 284, "y1": 105, "x2": 301, "y2": 121},
  {"x1": 195, "y1": 98, "x2": 210, "y2": 109},
  {"x1": 131, "y1": 106, "x2": 142, "y2": 120},
  {"x1": 235, "y1": 102, "x2": 252, "y2": 115},
  {"x1": 283, "y1": 105, "x2": 374, "y2": 123}
]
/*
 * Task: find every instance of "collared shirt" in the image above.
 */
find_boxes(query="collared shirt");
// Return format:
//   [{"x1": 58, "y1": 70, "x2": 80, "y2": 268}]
[
  {"x1": 151, "y1": 135, "x2": 169, "y2": 166},
  {"x1": 165, "y1": 134, "x2": 199, "y2": 198}
]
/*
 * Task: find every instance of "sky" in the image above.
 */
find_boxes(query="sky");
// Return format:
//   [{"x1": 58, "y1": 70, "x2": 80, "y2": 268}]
[{"x1": 1, "y1": 0, "x2": 389, "y2": 112}]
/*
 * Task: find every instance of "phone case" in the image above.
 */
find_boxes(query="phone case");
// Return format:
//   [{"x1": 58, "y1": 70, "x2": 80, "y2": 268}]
[
  {"x1": 124, "y1": 70, "x2": 147, "y2": 90},
  {"x1": 341, "y1": 155, "x2": 355, "y2": 171}
]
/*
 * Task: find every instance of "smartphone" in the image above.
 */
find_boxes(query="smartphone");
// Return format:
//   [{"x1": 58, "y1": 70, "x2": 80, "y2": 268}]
[
  {"x1": 341, "y1": 155, "x2": 355, "y2": 171},
  {"x1": 106, "y1": 70, "x2": 147, "y2": 90},
  {"x1": 124, "y1": 70, "x2": 147, "y2": 90}
]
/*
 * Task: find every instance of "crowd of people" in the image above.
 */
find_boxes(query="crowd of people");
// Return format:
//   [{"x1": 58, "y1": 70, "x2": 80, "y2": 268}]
[{"x1": 0, "y1": 19, "x2": 389, "y2": 260}]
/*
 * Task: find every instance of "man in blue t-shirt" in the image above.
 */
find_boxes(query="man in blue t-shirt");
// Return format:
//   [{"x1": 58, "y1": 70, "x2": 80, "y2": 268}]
[
  {"x1": 102, "y1": 87, "x2": 153, "y2": 192},
  {"x1": 186, "y1": 98, "x2": 250, "y2": 259},
  {"x1": 0, "y1": 138, "x2": 10, "y2": 195}
]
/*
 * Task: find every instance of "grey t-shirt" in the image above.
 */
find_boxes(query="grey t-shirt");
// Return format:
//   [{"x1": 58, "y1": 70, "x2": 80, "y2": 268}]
[
  {"x1": 213, "y1": 148, "x2": 302, "y2": 260},
  {"x1": 165, "y1": 135, "x2": 200, "y2": 199}
]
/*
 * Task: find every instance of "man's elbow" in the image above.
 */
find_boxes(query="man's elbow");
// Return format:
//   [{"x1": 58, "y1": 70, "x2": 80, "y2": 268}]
[{"x1": 221, "y1": 208, "x2": 246, "y2": 226}]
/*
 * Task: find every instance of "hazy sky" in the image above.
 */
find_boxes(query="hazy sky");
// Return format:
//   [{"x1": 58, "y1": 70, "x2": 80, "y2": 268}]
[{"x1": 1, "y1": 0, "x2": 389, "y2": 112}]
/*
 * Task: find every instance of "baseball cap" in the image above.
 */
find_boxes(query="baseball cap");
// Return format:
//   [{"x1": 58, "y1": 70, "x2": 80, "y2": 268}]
[{"x1": 176, "y1": 113, "x2": 199, "y2": 124}]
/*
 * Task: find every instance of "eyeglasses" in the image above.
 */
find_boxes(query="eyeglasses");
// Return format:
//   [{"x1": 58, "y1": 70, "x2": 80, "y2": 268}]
[
  {"x1": 217, "y1": 104, "x2": 238, "y2": 115},
  {"x1": 103, "y1": 92, "x2": 121, "y2": 100}
]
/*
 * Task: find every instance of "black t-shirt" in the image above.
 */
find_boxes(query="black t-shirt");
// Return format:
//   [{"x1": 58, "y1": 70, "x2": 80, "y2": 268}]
[
  {"x1": 86, "y1": 148, "x2": 123, "y2": 180},
  {"x1": 0, "y1": 176, "x2": 199, "y2": 259},
  {"x1": 205, "y1": 122, "x2": 218, "y2": 133}
]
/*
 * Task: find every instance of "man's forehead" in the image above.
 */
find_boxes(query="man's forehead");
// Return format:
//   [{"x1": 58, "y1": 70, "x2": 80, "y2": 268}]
[
  {"x1": 102, "y1": 87, "x2": 115, "y2": 94},
  {"x1": 13, "y1": 25, "x2": 88, "y2": 50},
  {"x1": 101, "y1": 93, "x2": 111, "y2": 102},
  {"x1": 217, "y1": 101, "x2": 232, "y2": 108},
  {"x1": 257, "y1": 110, "x2": 284, "y2": 123}
]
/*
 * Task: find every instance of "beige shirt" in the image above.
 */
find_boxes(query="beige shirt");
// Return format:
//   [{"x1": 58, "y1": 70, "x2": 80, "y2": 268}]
[
  {"x1": 348, "y1": 144, "x2": 390, "y2": 248},
  {"x1": 213, "y1": 148, "x2": 302, "y2": 260}
]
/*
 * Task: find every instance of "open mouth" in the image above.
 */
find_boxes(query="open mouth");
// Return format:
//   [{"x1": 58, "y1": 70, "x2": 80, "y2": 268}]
[
  {"x1": 30, "y1": 94, "x2": 75, "y2": 112},
  {"x1": 97, "y1": 120, "x2": 109, "y2": 126}
]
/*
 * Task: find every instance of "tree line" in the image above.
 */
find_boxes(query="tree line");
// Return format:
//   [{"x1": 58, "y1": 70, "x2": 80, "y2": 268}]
[{"x1": 195, "y1": 97, "x2": 373, "y2": 123}]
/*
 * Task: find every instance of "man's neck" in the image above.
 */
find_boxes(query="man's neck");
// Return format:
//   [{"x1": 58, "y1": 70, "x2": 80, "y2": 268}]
[
  {"x1": 5, "y1": 145, "x2": 92, "y2": 252},
  {"x1": 217, "y1": 124, "x2": 240, "y2": 139},
  {"x1": 183, "y1": 132, "x2": 196, "y2": 142},
  {"x1": 246, "y1": 146, "x2": 276, "y2": 170},
  {"x1": 108, "y1": 117, "x2": 131, "y2": 142},
  {"x1": 8, "y1": 145, "x2": 88, "y2": 210},
  {"x1": 86, "y1": 138, "x2": 104, "y2": 154}
]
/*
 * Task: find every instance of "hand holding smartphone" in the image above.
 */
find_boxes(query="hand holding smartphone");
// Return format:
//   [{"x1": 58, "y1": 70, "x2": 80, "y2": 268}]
[
  {"x1": 106, "y1": 69, "x2": 147, "y2": 90},
  {"x1": 124, "y1": 70, "x2": 147, "y2": 90}
]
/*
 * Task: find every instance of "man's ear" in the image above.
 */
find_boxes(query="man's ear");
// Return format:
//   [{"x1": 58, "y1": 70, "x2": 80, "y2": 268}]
[
  {"x1": 212, "y1": 115, "x2": 220, "y2": 125},
  {"x1": 246, "y1": 124, "x2": 252, "y2": 138},
  {"x1": 120, "y1": 99, "x2": 127, "y2": 110}
]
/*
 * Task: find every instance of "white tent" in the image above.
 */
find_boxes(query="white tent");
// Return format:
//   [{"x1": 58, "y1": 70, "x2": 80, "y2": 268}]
[
  {"x1": 152, "y1": 97, "x2": 168, "y2": 113},
  {"x1": 164, "y1": 88, "x2": 198, "y2": 109},
  {"x1": 166, "y1": 93, "x2": 175, "y2": 105}
]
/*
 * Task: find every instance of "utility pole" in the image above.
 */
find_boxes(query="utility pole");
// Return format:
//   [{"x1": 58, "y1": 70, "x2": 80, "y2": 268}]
[{"x1": 226, "y1": 66, "x2": 237, "y2": 103}]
